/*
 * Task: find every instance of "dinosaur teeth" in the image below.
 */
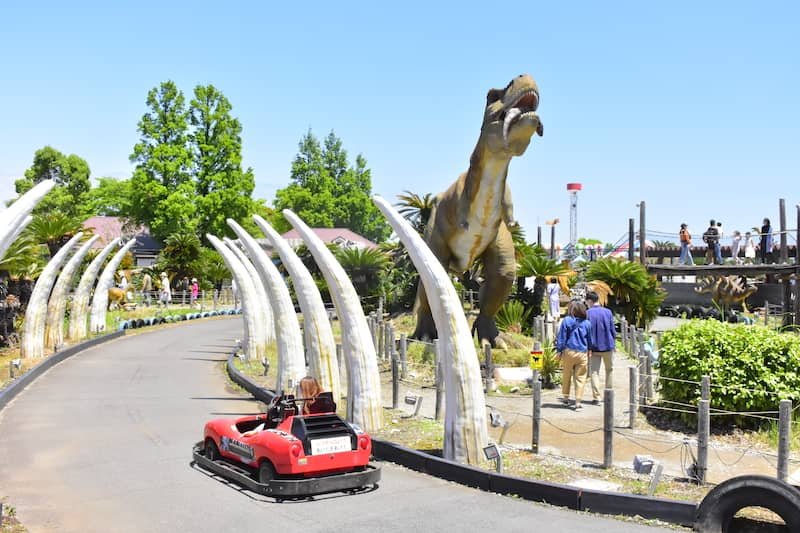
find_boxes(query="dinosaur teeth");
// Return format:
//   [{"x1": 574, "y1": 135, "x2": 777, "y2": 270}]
[{"x1": 502, "y1": 107, "x2": 522, "y2": 147}]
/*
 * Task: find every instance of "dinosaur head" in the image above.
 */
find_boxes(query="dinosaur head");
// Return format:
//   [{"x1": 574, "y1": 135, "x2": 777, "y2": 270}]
[{"x1": 482, "y1": 74, "x2": 543, "y2": 156}]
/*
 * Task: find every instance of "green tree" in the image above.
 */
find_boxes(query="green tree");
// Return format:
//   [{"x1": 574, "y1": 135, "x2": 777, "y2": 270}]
[
  {"x1": 517, "y1": 250, "x2": 571, "y2": 317},
  {"x1": 129, "y1": 81, "x2": 194, "y2": 240},
  {"x1": 84, "y1": 177, "x2": 133, "y2": 217},
  {"x1": 586, "y1": 257, "x2": 665, "y2": 327},
  {"x1": 188, "y1": 84, "x2": 255, "y2": 240},
  {"x1": 15, "y1": 146, "x2": 91, "y2": 217},
  {"x1": 334, "y1": 246, "x2": 388, "y2": 303},
  {"x1": 25, "y1": 212, "x2": 86, "y2": 258},
  {"x1": 155, "y1": 230, "x2": 202, "y2": 283},
  {"x1": 273, "y1": 130, "x2": 390, "y2": 242}
]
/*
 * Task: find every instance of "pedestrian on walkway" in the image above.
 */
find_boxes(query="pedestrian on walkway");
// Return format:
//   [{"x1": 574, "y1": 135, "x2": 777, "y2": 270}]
[
  {"x1": 678, "y1": 223, "x2": 694, "y2": 265},
  {"x1": 744, "y1": 231, "x2": 756, "y2": 264},
  {"x1": 141, "y1": 271, "x2": 153, "y2": 306},
  {"x1": 714, "y1": 222, "x2": 724, "y2": 264},
  {"x1": 759, "y1": 218, "x2": 773, "y2": 264},
  {"x1": 556, "y1": 300, "x2": 593, "y2": 411},
  {"x1": 730, "y1": 230, "x2": 743, "y2": 264},
  {"x1": 159, "y1": 272, "x2": 171, "y2": 308},
  {"x1": 190, "y1": 277, "x2": 199, "y2": 307},
  {"x1": 702, "y1": 220, "x2": 720, "y2": 265},
  {"x1": 546, "y1": 277, "x2": 561, "y2": 321},
  {"x1": 585, "y1": 291, "x2": 615, "y2": 405}
]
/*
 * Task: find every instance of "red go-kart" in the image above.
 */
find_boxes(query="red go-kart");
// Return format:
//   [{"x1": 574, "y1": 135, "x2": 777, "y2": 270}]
[{"x1": 192, "y1": 392, "x2": 380, "y2": 499}]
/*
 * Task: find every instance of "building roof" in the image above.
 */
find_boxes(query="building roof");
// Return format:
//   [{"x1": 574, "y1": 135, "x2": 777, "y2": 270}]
[
  {"x1": 280, "y1": 228, "x2": 377, "y2": 249},
  {"x1": 82, "y1": 216, "x2": 161, "y2": 253}
]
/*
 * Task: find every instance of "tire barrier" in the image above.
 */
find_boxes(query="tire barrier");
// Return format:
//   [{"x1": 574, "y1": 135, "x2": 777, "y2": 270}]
[{"x1": 695, "y1": 475, "x2": 800, "y2": 532}]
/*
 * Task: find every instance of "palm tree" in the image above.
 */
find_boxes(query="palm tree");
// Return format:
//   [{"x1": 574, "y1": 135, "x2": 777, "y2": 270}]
[
  {"x1": 396, "y1": 191, "x2": 436, "y2": 234},
  {"x1": 517, "y1": 250, "x2": 571, "y2": 317},
  {"x1": 586, "y1": 257, "x2": 665, "y2": 327},
  {"x1": 25, "y1": 211, "x2": 86, "y2": 258},
  {"x1": 156, "y1": 230, "x2": 202, "y2": 283},
  {"x1": 0, "y1": 233, "x2": 47, "y2": 279},
  {"x1": 334, "y1": 246, "x2": 388, "y2": 304}
]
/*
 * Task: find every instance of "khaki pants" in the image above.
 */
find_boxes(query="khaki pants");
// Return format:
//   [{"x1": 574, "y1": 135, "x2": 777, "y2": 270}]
[
  {"x1": 590, "y1": 351, "x2": 614, "y2": 400},
  {"x1": 561, "y1": 349, "x2": 588, "y2": 404}
]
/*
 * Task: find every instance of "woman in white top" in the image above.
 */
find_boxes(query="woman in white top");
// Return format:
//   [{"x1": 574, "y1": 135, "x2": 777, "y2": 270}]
[
  {"x1": 546, "y1": 277, "x2": 561, "y2": 320},
  {"x1": 730, "y1": 231, "x2": 743, "y2": 264},
  {"x1": 743, "y1": 232, "x2": 756, "y2": 264}
]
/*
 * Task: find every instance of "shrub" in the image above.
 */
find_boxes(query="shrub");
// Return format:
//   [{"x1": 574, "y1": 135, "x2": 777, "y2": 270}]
[
  {"x1": 659, "y1": 320, "x2": 800, "y2": 428},
  {"x1": 496, "y1": 300, "x2": 531, "y2": 334}
]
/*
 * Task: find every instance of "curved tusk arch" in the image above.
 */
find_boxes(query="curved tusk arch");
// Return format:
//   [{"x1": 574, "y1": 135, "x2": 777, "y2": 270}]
[
  {"x1": 45, "y1": 235, "x2": 100, "y2": 349},
  {"x1": 228, "y1": 219, "x2": 304, "y2": 392},
  {"x1": 21, "y1": 232, "x2": 84, "y2": 359},
  {"x1": 89, "y1": 239, "x2": 137, "y2": 333},
  {"x1": 372, "y1": 195, "x2": 488, "y2": 464},
  {"x1": 208, "y1": 234, "x2": 265, "y2": 361},
  {"x1": 253, "y1": 215, "x2": 340, "y2": 402},
  {"x1": 0, "y1": 180, "x2": 55, "y2": 259},
  {"x1": 282, "y1": 209, "x2": 382, "y2": 432},
  {"x1": 223, "y1": 237, "x2": 275, "y2": 345},
  {"x1": 68, "y1": 238, "x2": 121, "y2": 342}
]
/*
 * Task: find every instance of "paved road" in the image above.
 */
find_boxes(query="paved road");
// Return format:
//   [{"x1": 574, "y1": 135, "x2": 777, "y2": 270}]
[{"x1": 0, "y1": 319, "x2": 672, "y2": 532}]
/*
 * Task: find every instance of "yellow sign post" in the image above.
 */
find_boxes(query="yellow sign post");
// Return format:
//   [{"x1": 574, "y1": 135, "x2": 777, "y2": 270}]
[{"x1": 529, "y1": 350, "x2": 543, "y2": 371}]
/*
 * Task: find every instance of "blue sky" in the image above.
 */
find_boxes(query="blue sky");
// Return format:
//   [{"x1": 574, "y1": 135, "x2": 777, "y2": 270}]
[{"x1": 1, "y1": 1, "x2": 798, "y2": 246}]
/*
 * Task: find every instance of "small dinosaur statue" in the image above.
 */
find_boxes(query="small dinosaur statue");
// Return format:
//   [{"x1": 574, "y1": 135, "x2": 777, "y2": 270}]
[
  {"x1": 695, "y1": 276, "x2": 757, "y2": 313},
  {"x1": 413, "y1": 74, "x2": 543, "y2": 346}
]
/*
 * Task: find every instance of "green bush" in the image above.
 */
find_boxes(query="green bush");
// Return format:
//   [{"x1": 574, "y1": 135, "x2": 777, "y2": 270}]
[
  {"x1": 496, "y1": 300, "x2": 531, "y2": 335},
  {"x1": 659, "y1": 321, "x2": 800, "y2": 427}
]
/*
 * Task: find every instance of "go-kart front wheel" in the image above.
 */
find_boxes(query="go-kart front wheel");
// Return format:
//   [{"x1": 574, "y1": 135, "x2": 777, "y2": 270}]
[
  {"x1": 258, "y1": 461, "x2": 276, "y2": 483},
  {"x1": 205, "y1": 438, "x2": 220, "y2": 461}
]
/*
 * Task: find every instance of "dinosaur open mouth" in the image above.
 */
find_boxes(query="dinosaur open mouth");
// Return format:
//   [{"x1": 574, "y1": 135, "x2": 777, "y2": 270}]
[{"x1": 501, "y1": 89, "x2": 539, "y2": 147}]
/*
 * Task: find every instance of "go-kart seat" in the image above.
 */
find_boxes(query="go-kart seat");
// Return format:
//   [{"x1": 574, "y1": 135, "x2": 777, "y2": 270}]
[{"x1": 306, "y1": 391, "x2": 336, "y2": 415}]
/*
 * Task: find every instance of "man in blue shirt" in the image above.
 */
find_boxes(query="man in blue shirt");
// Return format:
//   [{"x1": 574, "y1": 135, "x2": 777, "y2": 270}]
[{"x1": 585, "y1": 291, "x2": 616, "y2": 405}]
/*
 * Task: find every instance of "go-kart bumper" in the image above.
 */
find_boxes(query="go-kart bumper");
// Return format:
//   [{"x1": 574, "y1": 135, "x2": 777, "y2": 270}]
[{"x1": 192, "y1": 442, "x2": 381, "y2": 498}]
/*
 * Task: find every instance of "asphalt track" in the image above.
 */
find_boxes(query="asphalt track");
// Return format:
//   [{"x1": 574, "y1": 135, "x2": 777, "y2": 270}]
[{"x1": 0, "y1": 318, "x2": 672, "y2": 532}]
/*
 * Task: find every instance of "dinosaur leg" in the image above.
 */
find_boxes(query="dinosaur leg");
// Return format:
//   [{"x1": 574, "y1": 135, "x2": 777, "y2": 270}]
[
  {"x1": 412, "y1": 232, "x2": 452, "y2": 342},
  {"x1": 474, "y1": 224, "x2": 516, "y2": 347}
]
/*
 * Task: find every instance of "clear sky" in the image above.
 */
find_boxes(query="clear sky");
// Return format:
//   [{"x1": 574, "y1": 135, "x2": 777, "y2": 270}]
[{"x1": 1, "y1": 1, "x2": 798, "y2": 246}]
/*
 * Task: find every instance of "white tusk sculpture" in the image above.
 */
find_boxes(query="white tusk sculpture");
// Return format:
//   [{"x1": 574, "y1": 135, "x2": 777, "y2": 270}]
[
  {"x1": 0, "y1": 180, "x2": 56, "y2": 259},
  {"x1": 207, "y1": 234, "x2": 264, "y2": 361},
  {"x1": 223, "y1": 237, "x2": 275, "y2": 345},
  {"x1": 373, "y1": 195, "x2": 488, "y2": 464},
  {"x1": 45, "y1": 235, "x2": 100, "y2": 349},
  {"x1": 89, "y1": 239, "x2": 136, "y2": 333},
  {"x1": 228, "y1": 220, "x2": 305, "y2": 393},
  {"x1": 253, "y1": 214, "x2": 340, "y2": 402},
  {"x1": 283, "y1": 209, "x2": 382, "y2": 432},
  {"x1": 20, "y1": 232, "x2": 84, "y2": 359},
  {"x1": 68, "y1": 238, "x2": 121, "y2": 342}
]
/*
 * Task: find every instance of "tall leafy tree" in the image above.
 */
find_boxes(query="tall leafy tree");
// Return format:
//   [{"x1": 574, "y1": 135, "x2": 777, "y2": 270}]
[
  {"x1": 188, "y1": 84, "x2": 255, "y2": 239},
  {"x1": 129, "y1": 81, "x2": 194, "y2": 240},
  {"x1": 273, "y1": 130, "x2": 390, "y2": 242},
  {"x1": 15, "y1": 146, "x2": 91, "y2": 217},
  {"x1": 84, "y1": 177, "x2": 133, "y2": 217}
]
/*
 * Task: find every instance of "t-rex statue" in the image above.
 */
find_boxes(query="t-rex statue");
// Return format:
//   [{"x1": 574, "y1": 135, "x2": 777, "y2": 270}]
[
  {"x1": 413, "y1": 74, "x2": 543, "y2": 346},
  {"x1": 695, "y1": 276, "x2": 757, "y2": 313}
]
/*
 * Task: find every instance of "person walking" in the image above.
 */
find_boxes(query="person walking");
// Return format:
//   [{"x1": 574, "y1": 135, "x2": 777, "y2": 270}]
[
  {"x1": 759, "y1": 218, "x2": 773, "y2": 264},
  {"x1": 678, "y1": 223, "x2": 694, "y2": 265},
  {"x1": 141, "y1": 272, "x2": 153, "y2": 306},
  {"x1": 190, "y1": 277, "x2": 199, "y2": 307},
  {"x1": 730, "y1": 230, "x2": 743, "y2": 265},
  {"x1": 555, "y1": 300, "x2": 593, "y2": 410},
  {"x1": 702, "y1": 220, "x2": 720, "y2": 265},
  {"x1": 714, "y1": 222, "x2": 724, "y2": 264},
  {"x1": 546, "y1": 277, "x2": 561, "y2": 321},
  {"x1": 159, "y1": 272, "x2": 171, "y2": 308},
  {"x1": 585, "y1": 291, "x2": 615, "y2": 405},
  {"x1": 744, "y1": 231, "x2": 756, "y2": 264}
]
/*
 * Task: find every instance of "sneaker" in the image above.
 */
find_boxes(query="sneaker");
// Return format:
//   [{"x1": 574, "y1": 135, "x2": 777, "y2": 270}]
[
  {"x1": 574, "y1": 404, "x2": 583, "y2": 411},
  {"x1": 591, "y1": 399, "x2": 600, "y2": 406},
  {"x1": 559, "y1": 397, "x2": 570, "y2": 405}
]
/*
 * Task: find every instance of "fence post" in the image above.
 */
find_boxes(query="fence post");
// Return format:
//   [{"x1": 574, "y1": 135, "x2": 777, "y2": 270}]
[
  {"x1": 532, "y1": 369, "x2": 541, "y2": 454},
  {"x1": 377, "y1": 296, "x2": 384, "y2": 320},
  {"x1": 629, "y1": 366, "x2": 638, "y2": 429},
  {"x1": 603, "y1": 388, "x2": 614, "y2": 468},
  {"x1": 391, "y1": 349, "x2": 399, "y2": 410},
  {"x1": 484, "y1": 344, "x2": 494, "y2": 391},
  {"x1": 378, "y1": 319, "x2": 385, "y2": 358},
  {"x1": 620, "y1": 318, "x2": 628, "y2": 351},
  {"x1": 400, "y1": 334, "x2": 408, "y2": 378},
  {"x1": 434, "y1": 339, "x2": 443, "y2": 420},
  {"x1": 638, "y1": 356, "x2": 647, "y2": 409},
  {"x1": 701, "y1": 375, "x2": 710, "y2": 401},
  {"x1": 645, "y1": 352, "x2": 654, "y2": 402},
  {"x1": 697, "y1": 399, "x2": 710, "y2": 484},
  {"x1": 369, "y1": 313, "x2": 377, "y2": 351},
  {"x1": 778, "y1": 399, "x2": 792, "y2": 482}
]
